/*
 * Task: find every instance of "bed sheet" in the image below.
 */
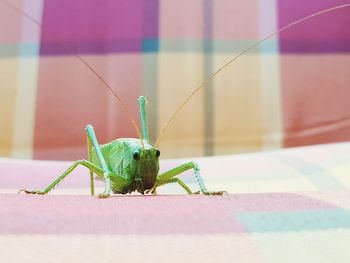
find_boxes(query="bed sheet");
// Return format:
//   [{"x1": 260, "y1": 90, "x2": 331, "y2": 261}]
[{"x1": 1, "y1": 142, "x2": 350, "y2": 262}]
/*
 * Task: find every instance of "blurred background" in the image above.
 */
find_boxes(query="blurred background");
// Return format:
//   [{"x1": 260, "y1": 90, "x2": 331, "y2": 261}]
[{"x1": 0, "y1": 0, "x2": 349, "y2": 160}]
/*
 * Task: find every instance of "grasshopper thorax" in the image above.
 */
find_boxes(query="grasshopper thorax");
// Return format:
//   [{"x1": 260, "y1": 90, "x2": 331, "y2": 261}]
[{"x1": 132, "y1": 146, "x2": 160, "y2": 193}]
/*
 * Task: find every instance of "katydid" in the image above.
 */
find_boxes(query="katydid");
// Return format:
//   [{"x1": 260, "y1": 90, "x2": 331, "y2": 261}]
[
  {"x1": 19, "y1": 96, "x2": 225, "y2": 197},
  {"x1": 4, "y1": 1, "x2": 349, "y2": 197}
]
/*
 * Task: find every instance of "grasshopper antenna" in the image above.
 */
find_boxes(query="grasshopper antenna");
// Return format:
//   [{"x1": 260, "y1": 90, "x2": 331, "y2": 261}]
[
  {"x1": 154, "y1": 3, "x2": 350, "y2": 148},
  {"x1": 0, "y1": 0, "x2": 145, "y2": 149}
]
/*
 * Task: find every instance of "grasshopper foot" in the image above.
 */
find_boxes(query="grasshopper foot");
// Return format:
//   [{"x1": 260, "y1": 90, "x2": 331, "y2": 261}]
[
  {"x1": 97, "y1": 192, "x2": 111, "y2": 198},
  {"x1": 149, "y1": 189, "x2": 157, "y2": 195},
  {"x1": 145, "y1": 190, "x2": 157, "y2": 195},
  {"x1": 145, "y1": 186, "x2": 157, "y2": 195},
  {"x1": 205, "y1": 191, "x2": 228, "y2": 195},
  {"x1": 18, "y1": 189, "x2": 46, "y2": 195},
  {"x1": 197, "y1": 190, "x2": 228, "y2": 196}
]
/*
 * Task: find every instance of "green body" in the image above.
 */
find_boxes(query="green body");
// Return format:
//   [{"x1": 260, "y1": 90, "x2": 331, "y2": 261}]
[
  {"x1": 19, "y1": 96, "x2": 225, "y2": 197},
  {"x1": 91, "y1": 138, "x2": 159, "y2": 194}
]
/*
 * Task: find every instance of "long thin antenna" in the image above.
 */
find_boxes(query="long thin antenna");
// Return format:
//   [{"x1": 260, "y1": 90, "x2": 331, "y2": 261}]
[
  {"x1": 0, "y1": 0, "x2": 145, "y2": 149},
  {"x1": 154, "y1": 3, "x2": 350, "y2": 148}
]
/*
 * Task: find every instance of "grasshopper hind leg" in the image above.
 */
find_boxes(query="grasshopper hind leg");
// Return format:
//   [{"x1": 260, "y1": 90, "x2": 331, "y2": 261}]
[
  {"x1": 19, "y1": 124, "x2": 114, "y2": 198},
  {"x1": 18, "y1": 160, "x2": 104, "y2": 196}
]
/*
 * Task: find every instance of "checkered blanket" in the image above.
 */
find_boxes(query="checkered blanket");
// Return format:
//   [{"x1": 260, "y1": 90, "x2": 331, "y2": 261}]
[
  {"x1": 1, "y1": 142, "x2": 350, "y2": 262},
  {"x1": 1, "y1": 1, "x2": 350, "y2": 261}
]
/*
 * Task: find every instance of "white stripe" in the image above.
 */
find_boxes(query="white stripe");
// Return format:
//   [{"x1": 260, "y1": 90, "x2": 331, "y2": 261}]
[
  {"x1": 0, "y1": 234, "x2": 262, "y2": 263},
  {"x1": 258, "y1": 0, "x2": 283, "y2": 150},
  {"x1": 12, "y1": 0, "x2": 43, "y2": 158},
  {"x1": 1, "y1": 231, "x2": 350, "y2": 263}
]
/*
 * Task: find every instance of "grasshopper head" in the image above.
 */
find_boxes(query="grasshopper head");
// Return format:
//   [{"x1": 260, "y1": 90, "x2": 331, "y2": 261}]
[{"x1": 132, "y1": 147, "x2": 160, "y2": 192}]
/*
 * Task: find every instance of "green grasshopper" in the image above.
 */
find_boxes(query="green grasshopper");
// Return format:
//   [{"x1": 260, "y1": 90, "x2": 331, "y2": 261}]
[
  {"x1": 19, "y1": 96, "x2": 225, "y2": 197},
  {"x1": 0, "y1": 0, "x2": 225, "y2": 198},
  {"x1": 9, "y1": 2, "x2": 349, "y2": 197}
]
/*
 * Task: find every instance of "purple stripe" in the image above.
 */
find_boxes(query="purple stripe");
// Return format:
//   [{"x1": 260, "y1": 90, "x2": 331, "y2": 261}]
[
  {"x1": 142, "y1": 0, "x2": 159, "y2": 38},
  {"x1": 40, "y1": 0, "x2": 159, "y2": 55},
  {"x1": 280, "y1": 39, "x2": 350, "y2": 53},
  {"x1": 40, "y1": 40, "x2": 142, "y2": 55},
  {"x1": 278, "y1": 0, "x2": 350, "y2": 53},
  {"x1": 0, "y1": 193, "x2": 336, "y2": 235}
]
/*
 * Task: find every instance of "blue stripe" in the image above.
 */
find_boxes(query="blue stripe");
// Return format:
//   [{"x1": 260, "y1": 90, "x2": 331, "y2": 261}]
[
  {"x1": 235, "y1": 208, "x2": 350, "y2": 232},
  {"x1": 204, "y1": 0, "x2": 214, "y2": 156},
  {"x1": 142, "y1": 39, "x2": 159, "y2": 52},
  {"x1": 273, "y1": 154, "x2": 344, "y2": 190},
  {"x1": 0, "y1": 39, "x2": 297, "y2": 58},
  {"x1": 0, "y1": 43, "x2": 39, "y2": 58}
]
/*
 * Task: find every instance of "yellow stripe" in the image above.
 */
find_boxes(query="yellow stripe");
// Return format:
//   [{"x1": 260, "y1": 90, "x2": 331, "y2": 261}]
[
  {"x1": 12, "y1": 0, "x2": 43, "y2": 158},
  {"x1": 158, "y1": 53, "x2": 205, "y2": 158},
  {"x1": 0, "y1": 58, "x2": 18, "y2": 156}
]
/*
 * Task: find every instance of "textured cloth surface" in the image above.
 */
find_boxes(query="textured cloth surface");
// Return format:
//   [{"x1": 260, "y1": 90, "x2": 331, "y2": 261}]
[
  {"x1": 0, "y1": 0, "x2": 349, "y2": 159},
  {"x1": 1, "y1": 142, "x2": 350, "y2": 194},
  {"x1": 1, "y1": 142, "x2": 350, "y2": 262},
  {"x1": 1, "y1": 192, "x2": 350, "y2": 263}
]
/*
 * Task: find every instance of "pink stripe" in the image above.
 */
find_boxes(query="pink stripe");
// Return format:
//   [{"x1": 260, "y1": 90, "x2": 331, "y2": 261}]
[
  {"x1": 0, "y1": 193, "x2": 334, "y2": 235},
  {"x1": 33, "y1": 55, "x2": 141, "y2": 160},
  {"x1": 281, "y1": 55, "x2": 350, "y2": 147}
]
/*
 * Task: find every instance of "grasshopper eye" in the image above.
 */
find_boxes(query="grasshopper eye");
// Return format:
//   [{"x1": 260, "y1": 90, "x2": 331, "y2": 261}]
[
  {"x1": 133, "y1": 151, "x2": 140, "y2": 160},
  {"x1": 156, "y1": 149, "x2": 160, "y2": 158}
]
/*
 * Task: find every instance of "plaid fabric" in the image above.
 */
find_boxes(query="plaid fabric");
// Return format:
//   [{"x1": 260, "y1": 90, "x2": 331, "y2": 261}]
[
  {"x1": 0, "y1": 0, "x2": 350, "y2": 161},
  {"x1": 1, "y1": 142, "x2": 350, "y2": 194},
  {"x1": 1, "y1": 142, "x2": 350, "y2": 262}
]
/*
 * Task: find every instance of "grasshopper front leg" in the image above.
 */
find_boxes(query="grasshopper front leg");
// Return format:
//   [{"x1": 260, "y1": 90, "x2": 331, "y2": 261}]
[
  {"x1": 86, "y1": 125, "x2": 111, "y2": 198},
  {"x1": 148, "y1": 162, "x2": 226, "y2": 195}
]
